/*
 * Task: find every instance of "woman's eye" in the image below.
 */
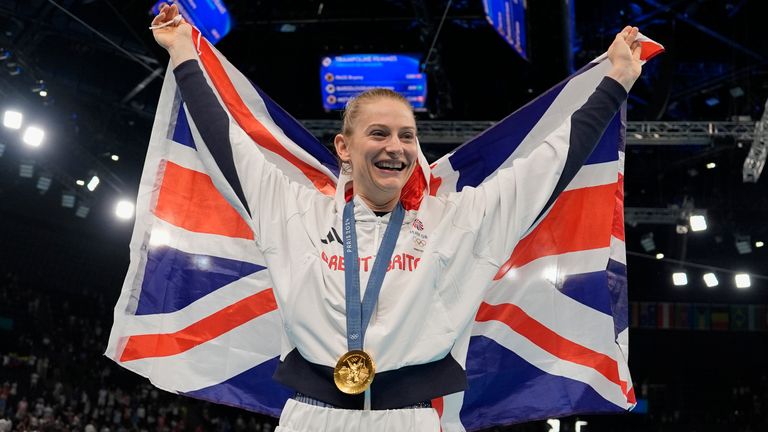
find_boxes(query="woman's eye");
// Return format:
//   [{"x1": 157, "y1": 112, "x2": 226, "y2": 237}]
[{"x1": 371, "y1": 130, "x2": 386, "y2": 137}]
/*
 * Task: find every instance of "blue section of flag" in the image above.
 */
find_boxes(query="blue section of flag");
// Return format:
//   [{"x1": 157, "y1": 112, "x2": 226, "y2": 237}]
[
  {"x1": 136, "y1": 246, "x2": 266, "y2": 316},
  {"x1": 607, "y1": 259, "x2": 629, "y2": 335},
  {"x1": 460, "y1": 336, "x2": 624, "y2": 429},
  {"x1": 586, "y1": 112, "x2": 623, "y2": 165},
  {"x1": 183, "y1": 356, "x2": 293, "y2": 418},
  {"x1": 252, "y1": 86, "x2": 340, "y2": 176},
  {"x1": 561, "y1": 270, "x2": 613, "y2": 316},
  {"x1": 172, "y1": 105, "x2": 196, "y2": 149},
  {"x1": 449, "y1": 83, "x2": 563, "y2": 191}
]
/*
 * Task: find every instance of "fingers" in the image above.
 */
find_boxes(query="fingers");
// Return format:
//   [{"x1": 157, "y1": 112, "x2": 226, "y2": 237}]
[
  {"x1": 631, "y1": 40, "x2": 642, "y2": 61},
  {"x1": 152, "y1": 3, "x2": 181, "y2": 28}
]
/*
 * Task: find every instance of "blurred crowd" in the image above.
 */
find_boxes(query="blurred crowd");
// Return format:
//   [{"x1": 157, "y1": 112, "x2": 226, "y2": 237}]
[{"x1": 0, "y1": 269, "x2": 277, "y2": 432}]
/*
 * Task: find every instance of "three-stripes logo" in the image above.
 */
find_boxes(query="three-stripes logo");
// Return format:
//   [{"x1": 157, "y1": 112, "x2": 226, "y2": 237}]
[{"x1": 320, "y1": 227, "x2": 342, "y2": 245}]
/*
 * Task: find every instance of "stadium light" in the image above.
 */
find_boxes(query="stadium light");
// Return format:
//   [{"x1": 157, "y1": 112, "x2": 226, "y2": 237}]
[
  {"x1": 75, "y1": 204, "x2": 90, "y2": 218},
  {"x1": 22, "y1": 126, "x2": 44, "y2": 147},
  {"x1": 115, "y1": 200, "x2": 135, "y2": 219},
  {"x1": 706, "y1": 162, "x2": 716, "y2": 169},
  {"x1": 703, "y1": 272, "x2": 718, "y2": 288},
  {"x1": 19, "y1": 162, "x2": 34, "y2": 178},
  {"x1": 672, "y1": 272, "x2": 688, "y2": 286},
  {"x1": 689, "y1": 215, "x2": 707, "y2": 232},
  {"x1": 655, "y1": 253, "x2": 665, "y2": 259},
  {"x1": 734, "y1": 273, "x2": 751, "y2": 289},
  {"x1": 86, "y1": 175, "x2": 100, "y2": 191},
  {"x1": 640, "y1": 233, "x2": 655, "y2": 252},
  {"x1": 36, "y1": 175, "x2": 52, "y2": 193},
  {"x1": 735, "y1": 235, "x2": 752, "y2": 254},
  {"x1": 111, "y1": 154, "x2": 119, "y2": 161},
  {"x1": 61, "y1": 191, "x2": 76, "y2": 208},
  {"x1": 756, "y1": 241, "x2": 764, "y2": 248},
  {"x1": 3, "y1": 110, "x2": 22, "y2": 129}
]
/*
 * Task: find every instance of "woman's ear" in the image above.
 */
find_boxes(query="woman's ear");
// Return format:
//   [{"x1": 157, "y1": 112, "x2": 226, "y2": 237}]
[{"x1": 334, "y1": 133, "x2": 350, "y2": 163}]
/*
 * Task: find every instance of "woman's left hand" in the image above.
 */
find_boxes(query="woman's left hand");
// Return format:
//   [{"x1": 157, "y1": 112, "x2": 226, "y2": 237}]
[{"x1": 606, "y1": 26, "x2": 643, "y2": 92}]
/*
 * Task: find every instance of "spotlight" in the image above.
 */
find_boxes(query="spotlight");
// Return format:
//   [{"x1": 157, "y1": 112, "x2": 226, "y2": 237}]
[
  {"x1": 655, "y1": 253, "x2": 664, "y2": 259},
  {"x1": 111, "y1": 154, "x2": 119, "y2": 161},
  {"x1": 75, "y1": 179, "x2": 85, "y2": 186},
  {"x1": 19, "y1": 162, "x2": 34, "y2": 178},
  {"x1": 61, "y1": 191, "x2": 76, "y2": 208},
  {"x1": 672, "y1": 272, "x2": 688, "y2": 286},
  {"x1": 115, "y1": 200, "x2": 135, "y2": 219},
  {"x1": 36, "y1": 175, "x2": 52, "y2": 193},
  {"x1": 39, "y1": 90, "x2": 48, "y2": 97},
  {"x1": 734, "y1": 273, "x2": 751, "y2": 289},
  {"x1": 689, "y1": 215, "x2": 707, "y2": 232},
  {"x1": 703, "y1": 272, "x2": 718, "y2": 288},
  {"x1": 706, "y1": 162, "x2": 716, "y2": 169},
  {"x1": 22, "y1": 126, "x2": 44, "y2": 147},
  {"x1": 75, "y1": 204, "x2": 90, "y2": 218},
  {"x1": 3, "y1": 110, "x2": 22, "y2": 129},
  {"x1": 735, "y1": 235, "x2": 752, "y2": 254},
  {"x1": 640, "y1": 233, "x2": 656, "y2": 252},
  {"x1": 86, "y1": 175, "x2": 100, "y2": 191},
  {"x1": 756, "y1": 241, "x2": 764, "y2": 248}
]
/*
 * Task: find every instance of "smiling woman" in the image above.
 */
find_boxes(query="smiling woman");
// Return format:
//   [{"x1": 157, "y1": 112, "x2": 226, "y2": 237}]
[
  {"x1": 146, "y1": 3, "x2": 642, "y2": 431},
  {"x1": 334, "y1": 89, "x2": 419, "y2": 213}
]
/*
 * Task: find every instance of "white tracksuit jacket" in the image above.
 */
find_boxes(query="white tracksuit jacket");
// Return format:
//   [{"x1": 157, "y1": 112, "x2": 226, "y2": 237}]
[{"x1": 174, "y1": 60, "x2": 628, "y2": 410}]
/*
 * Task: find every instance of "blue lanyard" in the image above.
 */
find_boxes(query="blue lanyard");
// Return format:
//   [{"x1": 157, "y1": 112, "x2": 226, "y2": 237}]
[{"x1": 342, "y1": 199, "x2": 405, "y2": 351}]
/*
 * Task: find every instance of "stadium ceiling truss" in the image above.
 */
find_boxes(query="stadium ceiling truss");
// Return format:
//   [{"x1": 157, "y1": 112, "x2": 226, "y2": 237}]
[{"x1": 300, "y1": 119, "x2": 760, "y2": 146}]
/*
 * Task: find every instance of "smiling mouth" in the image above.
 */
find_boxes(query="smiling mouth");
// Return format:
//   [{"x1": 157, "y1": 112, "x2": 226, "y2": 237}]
[{"x1": 374, "y1": 161, "x2": 406, "y2": 171}]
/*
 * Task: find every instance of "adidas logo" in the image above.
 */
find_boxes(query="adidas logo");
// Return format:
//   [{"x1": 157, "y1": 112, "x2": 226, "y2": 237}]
[{"x1": 320, "y1": 227, "x2": 342, "y2": 245}]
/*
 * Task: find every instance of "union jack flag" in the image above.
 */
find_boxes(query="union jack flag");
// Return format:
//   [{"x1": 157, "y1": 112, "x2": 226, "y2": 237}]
[{"x1": 106, "y1": 28, "x2": 663, "y2": 431}]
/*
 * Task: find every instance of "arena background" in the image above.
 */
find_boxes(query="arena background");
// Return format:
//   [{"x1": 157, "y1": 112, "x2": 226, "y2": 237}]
[{"x1": 0, "y1": 0, "x2": 766, "y2": 431}]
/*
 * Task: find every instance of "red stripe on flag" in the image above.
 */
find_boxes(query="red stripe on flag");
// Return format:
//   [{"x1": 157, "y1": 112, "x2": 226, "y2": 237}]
[
  {"x1": 494, "y1": 182, "x2": 619, "y2": 280},
  {"x1": 154, "y1": 161, "x2": 254, "y2": 240},
  {"x1": 194, "y1": 31, "x2": 336, "y2": 197},
  {"x1": 612, "y1": 173, "x2": 625, "y2": 241},
  {"x1": 120, "y1": 288, "x2": 277, "y2": 362},
  {"x1": 639, "y1": 41, "x2": 664, "y2": 62},
  {"x1": 476, "y1": 302, "x2": 633, "y2": 400}
]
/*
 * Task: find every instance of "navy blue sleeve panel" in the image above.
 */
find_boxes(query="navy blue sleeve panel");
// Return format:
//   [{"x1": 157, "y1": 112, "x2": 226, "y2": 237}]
[
  {"x1": 173, "y1": 59, "x2": 252, "y2": 217},
  {"x1": 535, "y1": 76, "x2": 627, "y2": 222}
]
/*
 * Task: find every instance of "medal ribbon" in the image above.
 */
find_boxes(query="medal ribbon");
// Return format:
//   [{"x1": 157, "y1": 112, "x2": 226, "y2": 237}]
[{"x1": 342, "y1": 199, "x2": 405, "y2": 351}]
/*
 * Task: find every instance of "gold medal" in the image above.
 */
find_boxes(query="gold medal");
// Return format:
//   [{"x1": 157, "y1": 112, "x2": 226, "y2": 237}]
[{"x1": 333, "y1": 350, "x2": 376, "y2": 394}]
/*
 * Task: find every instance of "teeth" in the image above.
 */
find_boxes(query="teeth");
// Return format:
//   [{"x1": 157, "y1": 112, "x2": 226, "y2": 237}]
[{"x1": 375, "y1": 161, "x2": 403, "y2": 170}]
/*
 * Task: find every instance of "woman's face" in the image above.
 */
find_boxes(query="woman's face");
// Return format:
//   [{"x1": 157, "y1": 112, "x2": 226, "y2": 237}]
[{"x1": 335, "y1": 97, "x2": 418, "y2": 206}]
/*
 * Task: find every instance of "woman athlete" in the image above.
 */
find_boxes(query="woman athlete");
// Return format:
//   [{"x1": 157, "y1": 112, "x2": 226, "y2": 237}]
[{"x1": 151, "y1": 3, "x2": 642, "y2": 431}]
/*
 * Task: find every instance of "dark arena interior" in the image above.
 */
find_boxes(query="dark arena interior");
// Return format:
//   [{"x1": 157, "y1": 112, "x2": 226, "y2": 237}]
[{"x1": 1, "y1": 0, "x2": 767, "y2": 431}]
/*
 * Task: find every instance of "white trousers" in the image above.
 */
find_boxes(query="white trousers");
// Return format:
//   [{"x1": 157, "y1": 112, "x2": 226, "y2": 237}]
[{"x1": 275, "y1": 399, "x2": 441, "y2": 432}]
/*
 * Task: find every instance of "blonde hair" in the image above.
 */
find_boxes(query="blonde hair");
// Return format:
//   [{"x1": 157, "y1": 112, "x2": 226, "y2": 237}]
[{"x1": 341, "y1": 88, "x2": 414, "y2": 137}]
